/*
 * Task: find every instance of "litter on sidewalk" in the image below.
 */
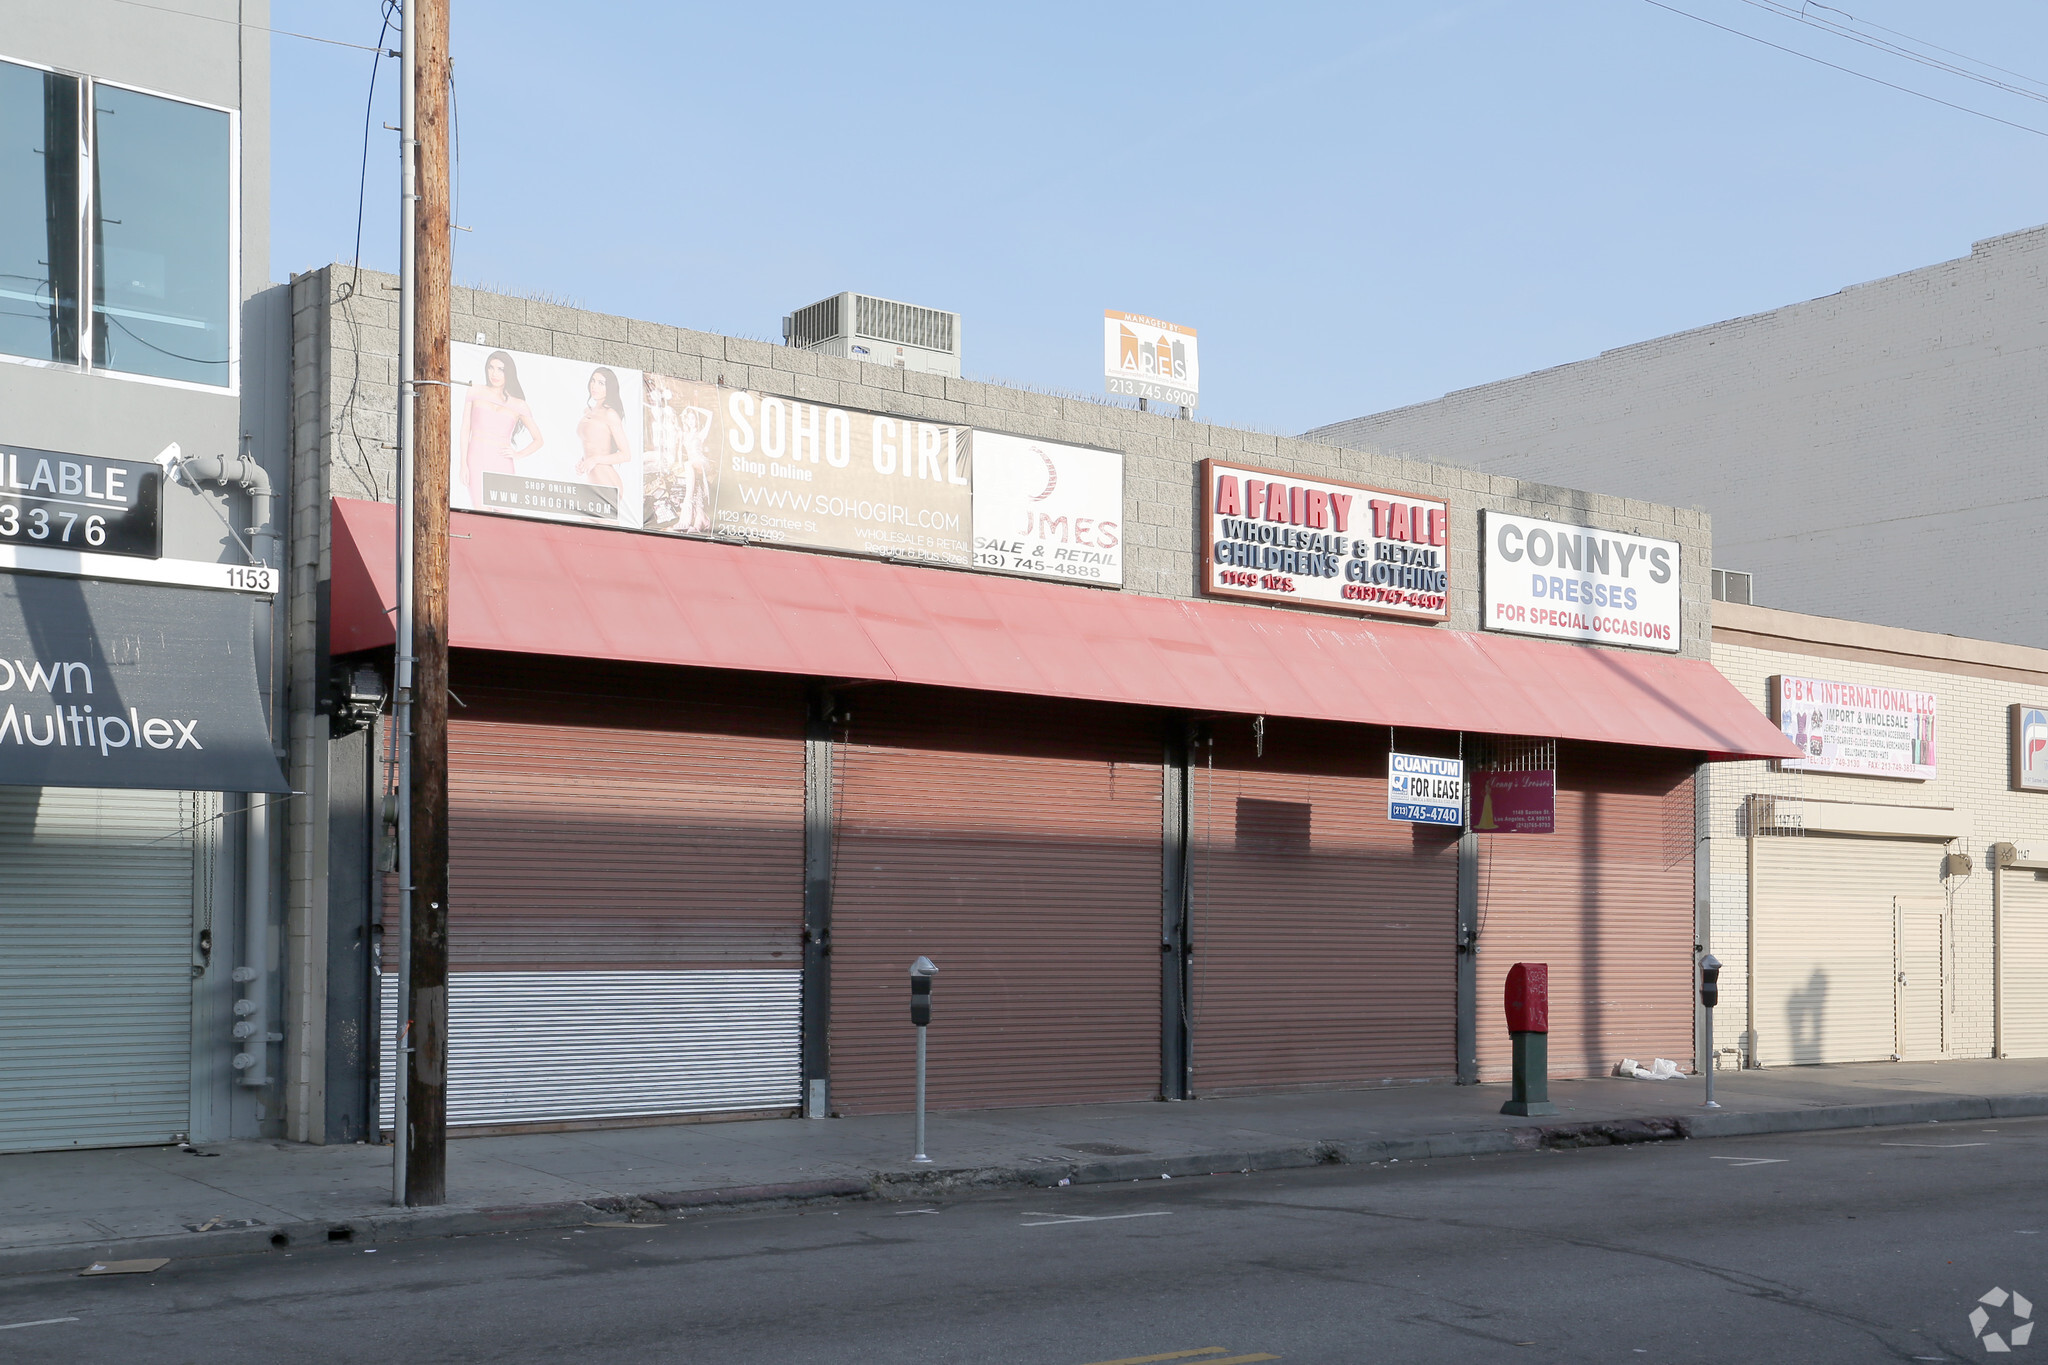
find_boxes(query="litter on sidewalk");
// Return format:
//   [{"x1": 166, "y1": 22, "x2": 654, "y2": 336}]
[{"x1": 1614, "y1": 1058, "x2": 1687, "y2": 1080}]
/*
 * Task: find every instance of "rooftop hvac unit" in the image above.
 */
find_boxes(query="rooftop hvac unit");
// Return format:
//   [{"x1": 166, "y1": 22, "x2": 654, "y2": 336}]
[{"x1": 781, "y1": 292, "x2": 961, "y2": 378}]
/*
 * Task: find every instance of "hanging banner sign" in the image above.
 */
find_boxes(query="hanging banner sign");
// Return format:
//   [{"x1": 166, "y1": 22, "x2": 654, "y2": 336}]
[
  {"x1": 1103, "y1": 311, "x2": 1198, "y2": 409},
  {"x1": 453, "y1": 342, "x2": 1131, "y2": 580},
  {"x1": 1770, "y1": 674, "x2": 1937, "y2": 780},
  {"x1": 1389, "y1": 752, "x2": 1464, "y2": 826},
  {"x1": 1201, "y1": 459, "x2": 1449, "y2": 619},
  {"x1": 968, "y1": 431, "x2": 1124, "y2": 585},
  {"x1": 1480, "y1": 510, "x2": 1681, "y2": 652},
  {"x1": 1471, "y1": 770, "x2": 1556, "y2": 833},
  {"x1": 0, "y1": 575, "x2": 287, "y2": 792},
  {"x1": 2014, "y1": 705, "x2": 2048, "y2": 793}
]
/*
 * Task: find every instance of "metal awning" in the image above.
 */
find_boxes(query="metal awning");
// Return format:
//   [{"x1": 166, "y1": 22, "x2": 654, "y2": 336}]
[{"x1": 331, "y1": 498, "x2": 1798, "y2": 762}]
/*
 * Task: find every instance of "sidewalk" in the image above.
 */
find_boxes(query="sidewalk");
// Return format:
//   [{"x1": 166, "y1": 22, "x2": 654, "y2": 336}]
[{"x1": 6, "y1": 1058, "x2": 2047, "y2": 1276}]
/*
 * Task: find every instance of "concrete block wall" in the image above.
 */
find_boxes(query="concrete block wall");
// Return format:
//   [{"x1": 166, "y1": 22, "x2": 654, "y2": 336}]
[
  {"x1": 1306, "y1": 225, "x2": 2048, "y2": 649},
  {"x1": 1706, "y1": 638, "x2": 2048, "y2": 1064},
  {"x1": 292, "y1": 264, "x2": 1714, "y2": 656}
]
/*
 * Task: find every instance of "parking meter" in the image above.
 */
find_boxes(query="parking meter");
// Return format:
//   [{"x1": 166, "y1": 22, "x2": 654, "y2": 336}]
[
  {"x1": 1699, "y1": 953, "x2": 1722, "y2": 1109},
  {"x1": 910, "y1": 956, "x2": 936, "y2": 1027},
  {"x1": 909, "y1": 957, "x2": 937, "y2": 1162},
  {"x1": 1500, "y1": 962, "x2": 1559, "y2": 1117}
]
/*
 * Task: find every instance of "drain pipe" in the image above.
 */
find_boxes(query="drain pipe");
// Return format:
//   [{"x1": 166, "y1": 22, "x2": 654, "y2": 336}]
[{"x1": 168, "y1": 443, "x2": 283, "y2": 1089}]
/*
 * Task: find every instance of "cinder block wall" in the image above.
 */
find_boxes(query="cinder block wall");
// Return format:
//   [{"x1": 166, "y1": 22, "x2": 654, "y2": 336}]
[
  {"x1": 291, "y1": 264, "x2": 1713, "y2": 654},
  {"x1": 1307, "y1": 226, "x2": 2048, "y2": 649},
  {"x1": 1706, "y1": 631, "x2": 2048, "y2": 1063}
]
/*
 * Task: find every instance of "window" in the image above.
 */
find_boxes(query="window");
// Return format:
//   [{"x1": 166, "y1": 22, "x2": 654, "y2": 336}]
[
  {"x1": 0, "y1": 56, "x2": 233, "y2": 387},
  {"x1": 0, "y1": 61, "x2": 80, "y2": 363}
]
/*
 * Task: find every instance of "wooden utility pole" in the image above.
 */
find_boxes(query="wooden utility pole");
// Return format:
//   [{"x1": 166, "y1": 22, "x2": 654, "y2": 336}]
[{"x1": 405, "y1": 0, "x2": 453, "y2": 1206}]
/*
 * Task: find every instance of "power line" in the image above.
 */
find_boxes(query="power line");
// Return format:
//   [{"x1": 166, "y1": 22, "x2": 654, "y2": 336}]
[
  {"x1": 1732, "y1": 0, "x2": 2048, "y2": 106},
  {"x1": 1638, "y1": 0, "x2": 2048, "y2": 139},
  {"x1": 105, "y1": 0, "x2": 397, "y2": 55},
  {"x1": 1789, "y1": 2, "x2": 2048, "y2": 94}
]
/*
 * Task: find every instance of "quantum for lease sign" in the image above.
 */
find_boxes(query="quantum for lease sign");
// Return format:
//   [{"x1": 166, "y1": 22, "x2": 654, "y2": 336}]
[
  {"x1": 1480, "y1": 510, "x2": 1680, "y2": 652},
  {"x1": 1200, "y1": 460, "x2": 1449, "y2": 620}
]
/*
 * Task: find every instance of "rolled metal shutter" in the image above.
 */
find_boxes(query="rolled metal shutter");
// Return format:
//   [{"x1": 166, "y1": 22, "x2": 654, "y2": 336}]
[
  {"x1": 2000, "y1": 871, "x2": 2048, "y2": 1058},
  {"x1": 1751, "y1": 835, "x2": 1939, "y2": 1066},
  {"x1": 1189, "y1": 718, "x2": 1458, "y2": 1095},
  {"x1": 382, "y1": 664, "x2": 805, "y2": 1130},
  {"x1": 828, "y1": 688, "x2": 1163, "y2": 1115},
  {"x1": 0, "y1": 786, "x2": 197, "y2": 1152},
  {"x1": 1474, "y1": 745, "x2": 1696, "y2": 1082}
]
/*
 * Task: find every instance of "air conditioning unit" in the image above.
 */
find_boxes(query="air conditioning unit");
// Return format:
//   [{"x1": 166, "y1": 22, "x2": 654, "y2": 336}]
[{"x1": 781, "y1": 292, "x2": 961, "y2": 378}]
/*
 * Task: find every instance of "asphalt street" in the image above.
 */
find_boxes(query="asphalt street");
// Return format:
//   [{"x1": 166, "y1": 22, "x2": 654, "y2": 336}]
[{"x1": 2, "y1": 1117, "x2": 2044, "y2": 1364}]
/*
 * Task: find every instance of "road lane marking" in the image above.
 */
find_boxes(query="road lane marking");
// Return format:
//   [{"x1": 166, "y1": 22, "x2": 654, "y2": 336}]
[
  {"x1": 0, "y1": 1318, "x2": 80, "y2": 1332},
  {"x1": 1879, "y1": 1142, "x2": 1989, "y2": 1149},
  {"x1": 1709, "y1": 1157, "x2": 1788, "y2": 1167},
  {"x1": 1077, "y1": 1352, "x2": 1228, "y2": 1365},
  {"x1": 888, "y1": 1208, "x2": 940, "y2": 1216},
  {"x1": 1024, "y1": 1211, "x2": 1174, "y2": 1227}
]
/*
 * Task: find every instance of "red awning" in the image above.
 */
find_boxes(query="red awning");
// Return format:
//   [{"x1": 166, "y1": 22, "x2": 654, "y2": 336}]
[{"x1": 330, "y1": 498, "x2": 1798, "y2": 761}]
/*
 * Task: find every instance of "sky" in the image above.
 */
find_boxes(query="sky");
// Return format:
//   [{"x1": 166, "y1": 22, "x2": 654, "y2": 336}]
[{"x1": 268, "y1": 1, "x2": 2048, "y2": 435}]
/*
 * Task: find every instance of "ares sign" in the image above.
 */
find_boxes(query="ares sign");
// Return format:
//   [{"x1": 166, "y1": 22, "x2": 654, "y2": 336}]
[{"x1": 1201, "y1": 460, "x2": 1450, "y2": 620}]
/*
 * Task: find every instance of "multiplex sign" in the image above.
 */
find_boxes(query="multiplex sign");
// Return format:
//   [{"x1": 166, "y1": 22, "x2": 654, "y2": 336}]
[
  {"x1": 0, "y1": 576, "x2": 287, "y2": 792},
  {"x1": 1103, "y1": 311, "x2": 1198, "y2": 410},
  {"x1": 1200, "y1": 460, "x2": 1449, "y2": 620},
  {"x1": 1480, "y1": 510, "x2": 1680, "y2": 653}
]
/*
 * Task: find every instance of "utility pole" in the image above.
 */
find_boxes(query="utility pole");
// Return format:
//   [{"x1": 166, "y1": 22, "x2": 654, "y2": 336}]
[
  {"x1": 390, "y1": 0, "x2": 416, "y2": 1206},
  {"x1": 405, "y1": 0, "x2": 453, "y2": 1206}
]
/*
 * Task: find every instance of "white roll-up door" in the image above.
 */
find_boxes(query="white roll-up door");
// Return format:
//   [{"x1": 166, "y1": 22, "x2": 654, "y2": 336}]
[
  {"x1": 380, "y1": 970, "x2": 798, "y2": 1127},
  {"x1": 1751, "y1": 834, "x2": 1943, "y2": 1067},
  {"x1": 2000, "y1": 871, "x2": 2048, "y2": 1058},
  {"x1": 0, "y1": 787, "x2": 197, "y2": 1153}
]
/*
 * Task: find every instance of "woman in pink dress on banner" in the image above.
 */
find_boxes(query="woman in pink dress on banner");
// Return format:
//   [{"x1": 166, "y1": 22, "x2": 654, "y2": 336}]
[{"x1": 461, "y1": 350, "x2": 544, "y2": 506}]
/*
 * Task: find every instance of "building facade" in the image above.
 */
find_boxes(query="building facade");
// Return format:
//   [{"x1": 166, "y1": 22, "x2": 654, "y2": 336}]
[
  {"x1": 1708, "y1": 602, "x2": 2048, "y2": 1069},
  {"x1": 1305, "y1": 226, "x2": 2048, "y2": 650},
  {"x1": 0, "y1": 1, "x2": 290, "y2": 1153},
  {"x1": 279, "y1": 268, "x2": 1791, "y2": 1141}
]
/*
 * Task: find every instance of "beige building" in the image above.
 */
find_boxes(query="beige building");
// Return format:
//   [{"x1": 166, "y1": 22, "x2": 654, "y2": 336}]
[{"x1": 1708, "y1": 603, "x2": 2048, "y2": 1069}]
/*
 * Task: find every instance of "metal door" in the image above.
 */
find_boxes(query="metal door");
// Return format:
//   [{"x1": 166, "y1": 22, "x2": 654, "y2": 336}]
[
  {"x1": 1895, "y1": 897, "x2": 1946, "y2": 1061},
  {"x1": 382, "y1": 663, "x2": 806, "y2": 1131},
  {"x1": 0, "y1": 787, "x2": 197, "y2": 1153},
  {"x1": 827, "y1": 687, "x2": 1163, "y2": 1116},
  {"x1": 1751, "y1": 835, "x2": 1940, "y2": 1066},
  {"x1": 1188, "y1": 717, "x2": 1457, "y2": 1095},
  {"x1": 1473, "y1": 746, "x2": 1697, "y2": 1082},
  {"x1": 2001, "y1": 871, "x2": 2048, "y2": 1058}
]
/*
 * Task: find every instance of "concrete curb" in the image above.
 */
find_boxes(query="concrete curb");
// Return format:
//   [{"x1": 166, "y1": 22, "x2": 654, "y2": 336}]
[{"x1": 6, "y1": 1092, "x2": 2045, "y2": 1279}]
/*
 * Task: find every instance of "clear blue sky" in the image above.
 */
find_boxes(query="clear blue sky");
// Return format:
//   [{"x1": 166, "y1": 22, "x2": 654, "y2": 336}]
[{"x1": 270, "y1": 1, "x2": 2048, "y2": 434}]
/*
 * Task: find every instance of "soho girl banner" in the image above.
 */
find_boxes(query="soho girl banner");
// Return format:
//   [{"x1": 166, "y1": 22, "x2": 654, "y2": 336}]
[{"x1": 449, "y1": 342, "x2": 1121, "y2": 583}]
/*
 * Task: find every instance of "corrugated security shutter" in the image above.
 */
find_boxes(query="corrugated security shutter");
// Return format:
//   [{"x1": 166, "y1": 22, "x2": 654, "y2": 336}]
[
  {"x1": 0, "y1": 786, "x2": 196, "y2": 1152},
  {"x1": 828, "y1": 687, "x2": 1162, "y2": 1115},
  {"x1": 1751, "y1": 834, "x2": 1941, "y2": 1066},
  {"x1": 1188, "y1": 718, "x2": 1458, "y2": 1095},
  {"x1": 382, "y1": 662, "x2": 805, "y2": 1130},
  {"x1": 2001, "y1": 870, "x2": 2048, "y2": 1058},
  {"x1": 1474, "y1": 745, "x2": 1696, "y2": 1082}
]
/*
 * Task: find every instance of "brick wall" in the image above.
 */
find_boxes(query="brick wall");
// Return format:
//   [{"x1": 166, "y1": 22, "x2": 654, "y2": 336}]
[
  {"x1": 291, "y1": 263, "x2": 1713, "y2": 654},
  {"x1": 1706, "y1": 637, "x2": 2048, "y2": 1063}
]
